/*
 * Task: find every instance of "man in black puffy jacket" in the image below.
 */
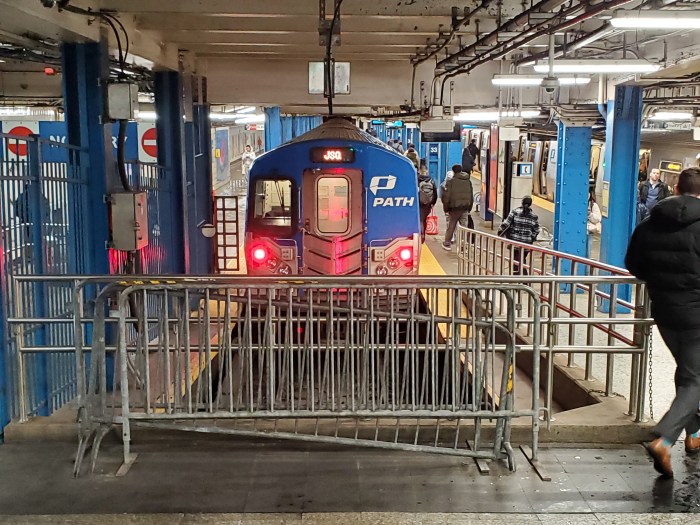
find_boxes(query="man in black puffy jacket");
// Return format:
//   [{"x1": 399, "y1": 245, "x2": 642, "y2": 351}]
[
  {"x1": 441, "y1": 164, "x2": 473, "y2": 250},
  {"x1": 625, "y1": 167, "x2": 700, "y2": 478}
]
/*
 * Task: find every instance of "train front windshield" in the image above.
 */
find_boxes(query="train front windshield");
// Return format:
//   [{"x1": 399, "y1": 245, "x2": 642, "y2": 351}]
[{"x1": 251, "y1": 178, "x2": 294, "y2": 235}]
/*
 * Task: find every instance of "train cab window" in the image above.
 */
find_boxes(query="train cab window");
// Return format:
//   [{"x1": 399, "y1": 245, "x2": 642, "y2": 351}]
[
  {"x1": 316, "y1": 176, "x2": 350, "y2": 234},
  {"x1": 252, "y1": 179, "x2": 294, "y2": 233}
]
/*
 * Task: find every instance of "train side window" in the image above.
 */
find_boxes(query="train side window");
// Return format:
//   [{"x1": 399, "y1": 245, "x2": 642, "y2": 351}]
[
  {"x1": 316, "y1": 176, "x2": 349, "y2": 234},
  {"x1": 252, "y1": 179, "x2": 293, "y2": 230}
]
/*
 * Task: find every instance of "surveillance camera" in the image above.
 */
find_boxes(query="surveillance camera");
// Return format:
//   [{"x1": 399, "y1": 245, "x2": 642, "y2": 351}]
[
  {"x1": 541, "y1": 77, "x2": 559, "y2": 94},
  {"x1": 40, "y1": 0, "x2": 56, "y2": 7}
]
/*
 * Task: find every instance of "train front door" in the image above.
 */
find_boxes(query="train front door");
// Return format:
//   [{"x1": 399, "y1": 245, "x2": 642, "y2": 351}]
[{"x1": 301, "y1": 169, "x2": 363, "y2": 275}]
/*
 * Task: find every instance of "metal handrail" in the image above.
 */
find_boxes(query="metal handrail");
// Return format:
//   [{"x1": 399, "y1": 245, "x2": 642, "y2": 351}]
[{"x1": 455, "y1": 224, "x2": 652, "y2": 423}]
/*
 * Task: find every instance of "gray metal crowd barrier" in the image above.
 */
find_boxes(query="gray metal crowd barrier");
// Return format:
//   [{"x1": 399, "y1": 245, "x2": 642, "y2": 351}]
[
  {"x1": 73, "y1": 276, "x2": 543, "y2": 477},
  {"x1": 455, "y1": 225, "x2": 653, "y2": 423}
]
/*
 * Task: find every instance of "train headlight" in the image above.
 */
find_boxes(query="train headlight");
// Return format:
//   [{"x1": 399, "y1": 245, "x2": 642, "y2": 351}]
[
  {"x1": 376, "y1": 264, "x2": 388, "y2": 276},
  {"x1": 277, "y1": 263, "x2": 291, "y2": 275},
  {"x1": 387, "y1": 257, "x2": 400, "y2": 270}
]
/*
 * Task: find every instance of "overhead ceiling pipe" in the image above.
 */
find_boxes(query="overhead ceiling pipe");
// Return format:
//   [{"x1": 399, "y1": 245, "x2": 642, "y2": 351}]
[
  {"x1": 515, "y1": 24, "x2": 620, "y2": 67},
  {"x1": 411, "y1": 0, "x2": 493, "y2": 66},
  {"x1": 445, "y1": 0, "x2": 636, "y2": 76},
  {"x1": 437, "y1": 0, "x2": 638, "y2": 104},
  {"x1": 435, "y1": 0, "x2": 572, "y2": 70}
]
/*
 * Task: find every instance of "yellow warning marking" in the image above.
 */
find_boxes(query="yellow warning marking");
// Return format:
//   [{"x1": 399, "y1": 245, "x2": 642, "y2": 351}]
[
  {"x1": 419, "y1": 243, "x2": 446, "y2": 276},
  {"x1": 533, "y1": 194, "x2": 554, "y2": 213}
]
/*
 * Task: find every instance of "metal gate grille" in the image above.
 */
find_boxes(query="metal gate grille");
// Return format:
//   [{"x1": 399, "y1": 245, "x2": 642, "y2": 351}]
[
  {"x1": 215, "y1": 195, "x2": 240, "y2": 272},
  {"x1": 0, "y1": 133, "x2": 88, "y2": 421}
]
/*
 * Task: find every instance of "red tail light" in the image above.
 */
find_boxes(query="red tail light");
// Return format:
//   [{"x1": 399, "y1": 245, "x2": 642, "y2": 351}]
[
  {"x1": 251, "y1": 247, "x2": 268, "y2": 262},
  {"x1": 399, "y1": 248, "x2": 413, "y2": 262}
]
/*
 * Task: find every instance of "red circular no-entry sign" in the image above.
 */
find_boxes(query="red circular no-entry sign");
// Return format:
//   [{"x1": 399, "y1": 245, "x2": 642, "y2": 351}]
[
  {"x1": 7, "y1": 126, "x2": 33, "y2": 156},
  {"x1": 141, "y1": 127, "x2": 157, "y2": 158}
]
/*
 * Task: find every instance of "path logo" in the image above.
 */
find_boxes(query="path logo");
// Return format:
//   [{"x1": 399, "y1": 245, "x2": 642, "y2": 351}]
[{"x1": 369, "y1": 175, "x2": 396, "y2": 195}]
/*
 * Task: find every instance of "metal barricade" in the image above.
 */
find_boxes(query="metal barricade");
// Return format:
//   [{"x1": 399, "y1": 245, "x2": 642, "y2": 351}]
[
  {"x1": 75, "y1": 276, "x2": 542, "y2": 476},
  {"x1": 455, "y1": 225, "x2": 653, "y2": 423},
  {"x1": 6, "y1": 276, "x2": 133, "y2": 423}
]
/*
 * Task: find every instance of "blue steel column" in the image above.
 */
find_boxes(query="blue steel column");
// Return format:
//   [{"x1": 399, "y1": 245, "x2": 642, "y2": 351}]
[
  {"x1": 155, "y1": 71, "x2": 188, "y2": 274},
  {"x1": 553, "y1": 121, "x2": 592, "y2": 262},
  {"x1": 188, "y1": 102, "x2": 214, "y2": 274},
  {"x1": 62, "y1": 41, "x2": 116, "y2": 392},
  {"x1": 62, "y1": 42, "x2": 113, "y2": 275},
  {"x1": 600, "y1": 86, "x2": 643, "y2": 306},
  {"x1": 264, "y1": 107, "x2": 283, "y2": 150}
]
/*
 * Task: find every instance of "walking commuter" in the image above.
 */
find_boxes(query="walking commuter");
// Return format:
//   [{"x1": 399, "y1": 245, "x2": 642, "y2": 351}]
[
  {"x1": 242, "y1": 145, "x2": 256, "y2": 178},
  {"x1": 405, "y1": 144, "x2": 420, "y2": 169},
  {"x1": 461, "y1": 144, "x2": 476, "y2": 175},
  {"x1": 638, "y1": 168, "x2": 670, "y2": 222},
  {"x1": 395, "y1": 139, "x2": 405, "y2": 154},
  {"x1": 417, "y1": 170, "x2": 438, "y2": 243},
  {"x1": 625, "y1": 167, "x2": 700, "y2": 478},
  {"x1": 586, "y1": 190, "x2": 602, "y2": 259},
  {"x1": 441, "y1": 164, "x2": 473, "y2": 251},
  {"x1": 468, "y1": 138, "x2": 480, "y2": 171},
  {"x1": 468, "y1": 139, "x2": 479, "y2": 163},
  {"x1": 497, "y1": 196, "x2": 540, "y2": 275}
]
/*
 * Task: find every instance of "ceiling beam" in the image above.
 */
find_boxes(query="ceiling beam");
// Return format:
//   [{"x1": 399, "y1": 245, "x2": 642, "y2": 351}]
[
  {"x1": 98, "y1": 0, "x2": 466, "y2": 17},
  {"x1": 197, "y1": 52, "x2": 414, "y2": 61},
  {"x1": 165, "y1": 32, "x2": 454, "y2": 46},
  {"x1": 133, "y1": 14, "x2": 468, "y2": 34},
  {"x1": 0, "y1": 1, "x2": 179, "y2": 70}
]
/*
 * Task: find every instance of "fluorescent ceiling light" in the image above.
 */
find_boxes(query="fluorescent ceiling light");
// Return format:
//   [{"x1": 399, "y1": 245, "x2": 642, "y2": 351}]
[
  {"x1": 210, "y1": 113, "x2": 233, "y2": 121},
  {"x1": 649, "y1": 111, "x2": 693, "y2": 121},
  {"x1": 0, "y1": 106, "x2": 30, "y2": 116},
  {"x1": 611, "y1": 11, "x2": 700, "y2": 29},
  {"x1": 492, "y1": 74, "x2": 591, "y2": 86},
  {"x1": 234, "y1": 114, "x2": 265, "y2": 124},
  {"x1": 224, "y1": 105, "x2": 256, "y2": 114},
  {"x1": 534, "y1": 59, "x2": 660, "y2": 74},
  {"x1": 136, "y1": 110, "x2": 157, "y2": 121},
  {"x1": 454, "y1": 110, "x2": 542, "y2": 122}
]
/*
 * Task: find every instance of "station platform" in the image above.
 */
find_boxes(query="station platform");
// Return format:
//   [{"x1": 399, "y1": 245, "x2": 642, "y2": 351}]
[{"x1": 0, "y1": 433, "x2": 698, "y2": 521}]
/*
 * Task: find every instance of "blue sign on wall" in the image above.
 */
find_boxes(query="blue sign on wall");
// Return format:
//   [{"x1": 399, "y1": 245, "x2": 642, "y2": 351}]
[{"x1": 1, "y1": 121, "x2": 139, "y2": 163}]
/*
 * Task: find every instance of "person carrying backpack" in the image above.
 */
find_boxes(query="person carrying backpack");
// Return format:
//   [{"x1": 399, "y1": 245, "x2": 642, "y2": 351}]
[{"x1": 417, "y1": 171, "x2": 438, "y2": 243}]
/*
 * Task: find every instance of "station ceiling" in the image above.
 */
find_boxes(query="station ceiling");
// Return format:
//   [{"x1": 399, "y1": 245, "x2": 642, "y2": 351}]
[{"x1": 0, "y1": 0, "x2": 700, "y2": 115}]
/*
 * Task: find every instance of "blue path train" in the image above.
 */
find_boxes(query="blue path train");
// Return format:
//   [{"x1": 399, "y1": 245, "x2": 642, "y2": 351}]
[{"x1": 245, "y1": 119, "x2": 421, "y2": 276}]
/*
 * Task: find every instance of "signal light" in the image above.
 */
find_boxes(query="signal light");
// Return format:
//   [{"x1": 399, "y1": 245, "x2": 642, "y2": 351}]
[
  {"x1": 252, "y1": 247, "x2": 267, "y2": 262},
  {"x1": 399, "y1": 248, "x2": 412, "y2": 262}
]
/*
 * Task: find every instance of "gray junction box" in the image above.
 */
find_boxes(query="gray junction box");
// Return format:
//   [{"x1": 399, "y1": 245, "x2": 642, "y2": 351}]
[{"x1": 110, "y1": 192, "x2": 149, "y2": 251}]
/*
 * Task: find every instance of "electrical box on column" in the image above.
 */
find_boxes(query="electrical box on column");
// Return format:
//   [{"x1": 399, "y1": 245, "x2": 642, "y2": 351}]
[
  {"x1": 110, "y1": 192, "x2": 148, "y2": 251},
  {"x1": 107, "y1": 83, "x2": 138, "y2": 120}
]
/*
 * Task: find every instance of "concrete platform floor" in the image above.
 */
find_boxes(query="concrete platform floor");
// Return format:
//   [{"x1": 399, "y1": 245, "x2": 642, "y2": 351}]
[{"x1": 1, "y1": 434, "x2": 700, "y2": 519}]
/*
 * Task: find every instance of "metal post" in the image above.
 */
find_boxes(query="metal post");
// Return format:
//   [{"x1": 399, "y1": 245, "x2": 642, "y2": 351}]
[
  {"x1": 553, "y1": 121, "x2": 591, "y2": 291},
  {"x1": 599, "y1": 86, "x2": 643, "y2": 311},
  {"x1": 27, "y1": 138, "x2": 49, "y2": 416},
  {"x1": 61, "y1": 41, "x2": 113, "y2": 275},
  {"x1": 155, "y1": 71, "x2": 189, "y2": 274},
  {"x1": 264, "y1": 107, "x2": 283, "y2": 151}
]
